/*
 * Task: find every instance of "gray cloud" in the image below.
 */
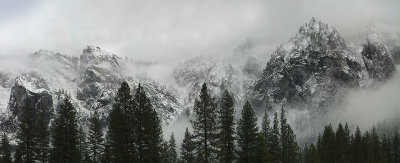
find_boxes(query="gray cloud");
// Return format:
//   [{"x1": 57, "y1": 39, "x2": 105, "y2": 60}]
[
  {"x1": 0, "y1": 0, "x2": 399, "y2": 64},
  {"x1": 328, "y1": 71, "x2": 400, "y2": 131}
]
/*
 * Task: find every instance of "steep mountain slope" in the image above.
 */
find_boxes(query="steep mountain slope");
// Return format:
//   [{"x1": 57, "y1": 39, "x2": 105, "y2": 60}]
[
  {"x1": 1, "y1": 46, "x2": 182, "y2": 137},
  {"x1": 173, "y1": 42, "x2": 266, "y2": 116},
  {"x1": 366, "y1": 23, "x2": 400, "y2": 64},
  {"x1": 251, "y1": 18, "x2": 396, "y2": 112}
]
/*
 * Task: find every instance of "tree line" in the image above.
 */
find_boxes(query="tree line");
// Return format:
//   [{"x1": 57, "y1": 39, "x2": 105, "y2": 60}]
[
  {"x1": 0, "y1": 82, "x2": 398, "y2": 163},
  {"x1": 303, "y1": 123, "x2": 400, "y2": 163},
  {"x1": 180, "y1": 83, "x2": 299, "y2": 163}
]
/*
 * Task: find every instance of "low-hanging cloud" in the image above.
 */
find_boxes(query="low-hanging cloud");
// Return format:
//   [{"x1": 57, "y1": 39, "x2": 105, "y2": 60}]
[
  {"x1": 328, "y1": 71, "x2": 400, "y2": 131},
  {"x1": 0, "y1": 0, "x2": 399, "y2": 65}
]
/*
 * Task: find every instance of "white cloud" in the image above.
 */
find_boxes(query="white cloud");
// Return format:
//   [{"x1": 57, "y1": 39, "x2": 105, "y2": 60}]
[{"x1": 0, "y1": 0, "x2": 398, "y2": 64}]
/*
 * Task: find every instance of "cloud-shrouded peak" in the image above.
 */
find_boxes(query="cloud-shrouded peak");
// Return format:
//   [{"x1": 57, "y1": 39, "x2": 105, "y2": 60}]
[{"x1": 282, "y1": 17, "x2": 347, "y2": 54}]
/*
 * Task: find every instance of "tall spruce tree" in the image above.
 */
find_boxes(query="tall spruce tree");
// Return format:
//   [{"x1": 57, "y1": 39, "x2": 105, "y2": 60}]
[
  {"x1": 168, "y1": 133, "x2": 177, "y2": 163},
  {"x1": 280, "y1": 108, "x2": 288, "y2": 163},
  {"x1": 261, "y1": 110, "x2": 272, "y2": 151},
  {"x1": 17, "y1": 98, "x2": 36, "y2": 163},
  {"x1": 101, "y1": 140, "x2": 112, "y2": 163},
  {"x1": 88, "y1": 110, "x2": 104, "y2": 163},
  {"x1": 180, "y1": 127, "x2": 195, "y2": 163},
  {"x1": 161, "y1": 141, "x2": 170, "y2": 163},
  {"x1": 191, "y1": 83, "x2": 218, "y2": 163},
  {"x1": 335, "y1": 123, "x2": 349, "y2": 163},
  {"x1": 14, "y1": 147, "x2": 23, "y2": 163},
  {"x1": 106, "y1": 81, "x2": 135, "y2": 162},
  {"x1": 217, "y1": 89, "x2": 235, "y2": 163},
  {"x1": 381, "y1": 135, "x2": 393, "y2": 163},
  {"x1": 350, "y1": 126, "x2": 364, "y2": 163},
  {"x1": 362, "y1": 131, "x2": 373, "y2": 162},
  {"x1": 50, "y1": 97, "x2": 81, "y2": 163},
  {"x1": 237, "y1": 101, "x2": 259, "y2": 163},
  {"x1": 270, "y1": 111, "x2": 280, "y2": 163},
  {"x1": 279, "y1": 108, "x2": 298, "y2": 163},
  {"x1": 303, "y1": 144, "x2": 320, "y2": 163},
  {"x1": 0, "y1": 133, "x2": 11, "y2": 163},
  {"x1": 133, "y1": 84, "x2": 163, "y2": 162},
  {"x1": 393, "y1": 132, "x2": 400, "y2": 163},
  {"x1": 35, "y1": 110, "x2": 50, "y2": 163},
  {"x1": 320, "y1": 124, "x2": 335, "y2": 163},
  {"x1": 78, "y1": 126, "x2": 90, "y2": 162},
  {"x1": 255, "y1": 134, "x2": 270, "y2": 163},
  {"x1": 285, "y1": 125, "x2": 299, "y2": 163}
]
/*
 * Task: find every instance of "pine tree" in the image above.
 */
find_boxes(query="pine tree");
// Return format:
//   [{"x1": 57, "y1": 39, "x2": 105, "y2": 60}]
[
  {"x1": 180, "y1": 127, "x2": 195, "y2": 163},
  {"x1": 217, "y1": 89, "x2": 235, "y2": 163},
  {"x1": 14, "y1": 147, "x2": 23, "y2": 163},
  {"x1": 16, "y1": 98, "x2": 36, "y2": 163},
  {"x1": 255, "y1": 134, "x2": 270, "y2": 163},
  {"x1": 0, "y1": 133, "x2": 11, "y2": 163},
  {"x1": 106, "y1": 81, "x2": 135, "y2": 162},
  {"x1": 35, "y1": 110, "x2": 50, "y2": 163},
  {"x1": 343, "y1": 123, "x2": 351, "y2": 162},
  {"x1": 393, "y1": 132, "x2": 400, "y2": 163},
  {"x1": 279, "y1": 108, "x2": 298, "y2": 163},
  {"x1": 101, "y1": 138, "x2": 112, "y2": 163},
  {"x1": 78, "y1": 126, "x2": 90, "y2": 162},
  {"x1": 168, "y1": 133, "x2": 177, "y2": 163},
  {"x1": 280, "y1": 108, "x2": 288, "y2": 163},
  {"x1": 270, "y1": 111, "x2": 280, "y2": 163},
  {"x1": 381, "y1": 135, "x2": 393, "y2": 163},
  {"x1": 350, "y1": 126, "x2": 363, "y2": 163},
  {"x1": 285, "y1": 125, "x2": 299, "y2": 163},
  {"x1": 320, "y1": 124, "x2": 336, "y2": 163},
  {"x1": 88, "y1": 110, "x2": 104, "y2": 163},
  {"x1": 237, "y1": 101, "x2": 259, "y2": 163},
  {"x1": 191, "y1": 83, "x2": 218, "y2": 162},
  {"x1": 362, "y1": 131, "x2": 373, "y2": 162},
  {"x1": 133, "y1": 83, "x2": 163, "y2": 162},
  {"x1": 261, "y1": 110, "x2": 272, "y2": 151},
  {"x1": 50, "y1": 97, "x2": 81, "y2": 163},
  {"x1": 370, "y1": 127, "x2": 385, "y2": 163},
  {"x1": 161, "y1": 141, "x2": 170, "y2": 163},
  {"x1": 335, "y1": 123, "x2": 348, "y2": 163},
  {"x1": 316, "y1": 134, "x2": 322, "y2": 161},
  {"x1": 304, "y1": 144, "x2": 320, "y2": 163}
]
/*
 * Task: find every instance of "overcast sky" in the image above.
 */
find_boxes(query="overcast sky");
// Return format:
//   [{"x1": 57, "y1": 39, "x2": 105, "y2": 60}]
[{"x1": 0, "y1": 0, "x2": 399, "y2": 63}]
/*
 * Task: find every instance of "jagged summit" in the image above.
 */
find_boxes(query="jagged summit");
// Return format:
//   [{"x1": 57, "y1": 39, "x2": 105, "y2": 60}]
[
  {"x1": 80, "y1": 45, "x2": 122, "y2": 73},
  {"x1": 82, "y1": 45, "x2": 116, "y2": 57},
  {"x1": 251, "y1": 18, "x2": 395, "y2": 112},
  {"x1": 281, "y1": 18, "x2": 347, "y2": 57},
  {"x1": 1, "y1": 46, "x2": 182, "y2": 141},
  {"x1": 15, "y1": 72, "x2": 49, "y2": 94}
]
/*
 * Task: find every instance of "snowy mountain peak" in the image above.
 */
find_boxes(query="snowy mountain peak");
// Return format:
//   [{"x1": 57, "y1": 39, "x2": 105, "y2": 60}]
[
  {"x1": 82, "y1": 45, "x2": 119, "y2": 59},
  {"x1": 83, "y1": 45, "x2": 107, "y2": 55},
  {"x1": 15, "y1": 72, "x2": 49, "y2": 94},
  {"x1": 80, "y1": 45, "x2": 123, "y2": 75},
  {"x1": 282, "y1": 18, "x2": 346, "y2": 54},
  {"x1": 252, "y1": 18, "x2": 395, "y2": 112}
]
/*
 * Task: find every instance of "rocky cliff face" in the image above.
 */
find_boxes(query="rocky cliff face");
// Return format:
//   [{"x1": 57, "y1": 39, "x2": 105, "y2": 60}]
[
  {"x1": 76, "y1": 46, "x2": 181, "y2": 126},
  {"x1": 173, "y1": 43, "x2": 266, "y2": 116},
  {"x1": 3, "y1": 72, "x2": 53, "y2": 132},
  {"x1": 251, "y1": 18, "x2": 396, "y2": 112},
  {"x1": 1, "y1": 46, "x2": 182, "y2": 137}
]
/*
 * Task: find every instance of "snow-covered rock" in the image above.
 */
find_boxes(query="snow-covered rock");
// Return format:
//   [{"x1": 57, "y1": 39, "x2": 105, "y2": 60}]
[
  {"x1": 1, "y1": 46, "x2": 182, "y2": 139},
  {"x1": 251, "y1": 18, "x2": 396, "y2": 112},
  {"x1": 173, "y1": 41, "x2": 266, "y2": 116},
  {"x1": 3, "y1": 72, "x2": 53, "y2": 133}
]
